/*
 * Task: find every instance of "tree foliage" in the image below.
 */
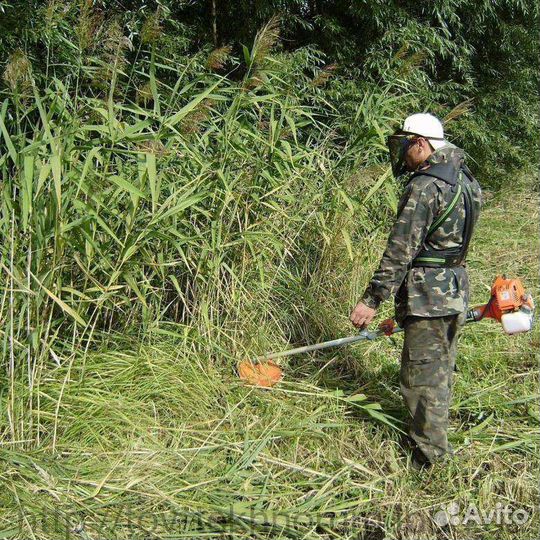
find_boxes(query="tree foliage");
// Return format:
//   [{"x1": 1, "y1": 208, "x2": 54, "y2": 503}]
[{"x1": 1, "y1": 0, "x2": 538, "y2": 184}]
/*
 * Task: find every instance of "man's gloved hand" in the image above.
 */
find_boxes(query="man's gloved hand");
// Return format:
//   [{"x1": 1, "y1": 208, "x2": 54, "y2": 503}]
[{"x1": 350, "y1": 301, "x2": 376, "y2": 329}]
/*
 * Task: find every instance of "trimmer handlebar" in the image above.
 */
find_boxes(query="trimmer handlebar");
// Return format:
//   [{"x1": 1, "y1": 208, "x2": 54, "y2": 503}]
[
  {"x1": 378, "y1": 276, "x2": 534, "y2": 336},
  {"x1": 239, "y1": 276, "x2": 534, "y2": 387}
]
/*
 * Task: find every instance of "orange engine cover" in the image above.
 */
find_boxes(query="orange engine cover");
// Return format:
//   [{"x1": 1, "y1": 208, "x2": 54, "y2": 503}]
[{"x1": 489, "y1": 276, "x2": 526, "y2": 321}]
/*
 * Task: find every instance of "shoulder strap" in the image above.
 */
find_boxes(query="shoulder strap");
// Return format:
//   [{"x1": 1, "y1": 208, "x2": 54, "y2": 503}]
[
  {"x1": 427, "y1": 181, "x2": 462, "y2": 235},
  {"x1": 458, "y1": 172, "x2": 476, "y2": 263},
  {"x1": 412, "y1": 168, "x2": 478, "y2": 268}
]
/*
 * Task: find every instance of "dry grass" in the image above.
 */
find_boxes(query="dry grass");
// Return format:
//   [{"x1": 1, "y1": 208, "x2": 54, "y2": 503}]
[{"x1": 1, "y1": 178, "x2": 537, "y2": 539}]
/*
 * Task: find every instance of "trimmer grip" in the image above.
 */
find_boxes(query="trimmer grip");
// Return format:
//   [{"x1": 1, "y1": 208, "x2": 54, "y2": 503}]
[
  {"x1": 379, "y1": 318, "x2": 402, "y2": 336},
  {"x1": 466, "y1": 306, "x2": 486, "y2": 322}
]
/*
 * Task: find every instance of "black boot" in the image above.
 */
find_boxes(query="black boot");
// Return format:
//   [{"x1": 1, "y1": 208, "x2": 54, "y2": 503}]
[{"x1": 411, "y1": 447, "x2": 432, "y2": 470}]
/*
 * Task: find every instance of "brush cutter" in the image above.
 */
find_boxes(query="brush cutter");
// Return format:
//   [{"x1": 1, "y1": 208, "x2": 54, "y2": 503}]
[{"x1": 238, "y1": 276, "x2": 534, "y2": 387}]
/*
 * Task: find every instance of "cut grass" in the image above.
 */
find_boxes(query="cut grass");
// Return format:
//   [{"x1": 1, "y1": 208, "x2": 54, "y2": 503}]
[{"x1": 1, "y1": 179, "x2": 538, "y2": 539}]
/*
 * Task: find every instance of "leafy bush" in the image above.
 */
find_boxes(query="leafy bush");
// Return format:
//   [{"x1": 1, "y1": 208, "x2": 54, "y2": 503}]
[{"x1": 2, "y1": 1, "x2": 538, "y2": 187}]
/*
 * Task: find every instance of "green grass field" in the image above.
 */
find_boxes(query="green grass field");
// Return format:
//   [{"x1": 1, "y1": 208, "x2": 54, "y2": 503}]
[{"x1": 1, "y1": 176, "x2": 537, "y2": 539}]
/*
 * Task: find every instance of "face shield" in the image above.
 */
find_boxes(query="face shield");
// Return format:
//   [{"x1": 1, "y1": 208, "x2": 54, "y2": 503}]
[{"x1": 387, "y1": 133, "x2": 418, "y2": 178}]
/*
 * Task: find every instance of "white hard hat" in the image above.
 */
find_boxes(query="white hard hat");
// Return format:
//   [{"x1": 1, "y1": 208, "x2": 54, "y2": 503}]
[{"x1": 402, "y1": 113, "x2": 447, "y2": 150}]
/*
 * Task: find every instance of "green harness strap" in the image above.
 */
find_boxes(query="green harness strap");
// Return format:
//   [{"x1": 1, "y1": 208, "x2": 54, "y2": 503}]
[
  {"x1": 427, "y1": 178, "x2": 463, "y2": 235},
  {"x1": 413, "y1": 171, "x2": 469, "y2": 266}
]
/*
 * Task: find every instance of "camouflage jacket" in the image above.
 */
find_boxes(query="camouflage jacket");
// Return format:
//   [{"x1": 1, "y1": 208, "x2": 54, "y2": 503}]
[{"x1": 362, "y1": 145, "x2": 482, "y2": 325}]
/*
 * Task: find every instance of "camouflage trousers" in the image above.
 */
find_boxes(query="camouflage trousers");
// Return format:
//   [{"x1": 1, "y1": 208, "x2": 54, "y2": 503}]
[{"x1": 400, "y1": 312, "x2": 466, "y2": 462}]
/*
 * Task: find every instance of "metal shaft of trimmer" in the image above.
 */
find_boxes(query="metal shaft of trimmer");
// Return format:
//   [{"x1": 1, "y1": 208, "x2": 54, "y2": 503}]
[{"x1": 255, "y1": 326, "x2": 403, "y2": 363}]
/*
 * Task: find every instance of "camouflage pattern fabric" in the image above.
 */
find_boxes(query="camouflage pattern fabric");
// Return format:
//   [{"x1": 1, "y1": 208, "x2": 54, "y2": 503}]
[
  {"x1": 362, "y1": 144, "x2": 482, "y2": 325},
  {"x1": 401, "y1": 312, "x2": 466, "y2": 461},
  {"x1": 361, "y1": 144, "x2": 482, "y2": 463}
]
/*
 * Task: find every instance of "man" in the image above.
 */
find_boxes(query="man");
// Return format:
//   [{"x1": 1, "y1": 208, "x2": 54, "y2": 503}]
[{"x1": 350, "y1": 113, "x2": 482, "y2": 469}]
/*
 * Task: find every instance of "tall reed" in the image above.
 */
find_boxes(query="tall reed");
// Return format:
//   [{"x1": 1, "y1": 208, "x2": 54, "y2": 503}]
[{"x1": 0, "y1": 12, "x2": 409, "y2": 442}]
